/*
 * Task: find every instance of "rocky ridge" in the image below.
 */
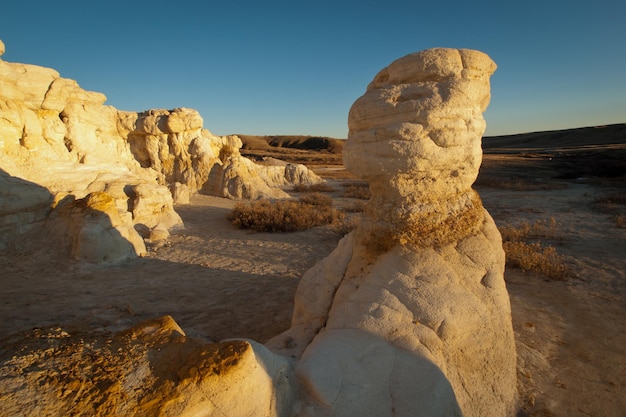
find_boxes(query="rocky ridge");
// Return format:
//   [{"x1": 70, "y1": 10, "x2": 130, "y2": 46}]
[{"x1": 0, "y1": 39, "x2": 321, "y2": 261}]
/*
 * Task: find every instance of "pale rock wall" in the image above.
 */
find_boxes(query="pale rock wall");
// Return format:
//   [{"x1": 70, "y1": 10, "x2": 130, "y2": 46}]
[{"x1": 0, "y1": 39, "x2": 321, "y2": 259}]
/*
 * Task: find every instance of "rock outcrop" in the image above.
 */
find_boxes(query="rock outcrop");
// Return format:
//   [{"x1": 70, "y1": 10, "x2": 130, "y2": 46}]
[
  {"x1": 0, "y1": 46, "x2": 518, "y2": 416},
  {"x1": 0, "y1": 39, "x2": 321, "y2": 259},
  {"x1": 0, "y1": 316, "x2": 293, "y2": 417},
  {"x1": 268, "y1": 48, "x2": 518, "y2": 416}
]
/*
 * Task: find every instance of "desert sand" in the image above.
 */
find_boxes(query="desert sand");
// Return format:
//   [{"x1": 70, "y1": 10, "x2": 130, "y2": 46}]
[{"x1": 1, "y1": 127, "x2": 625, "y2": 416}]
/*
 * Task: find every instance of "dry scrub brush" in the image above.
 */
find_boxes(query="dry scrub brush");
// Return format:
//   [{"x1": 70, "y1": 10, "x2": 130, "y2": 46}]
[
  {"x1": 592, "y1": 191, "x2": 626, "y2": 228},
  {"x1": 342, "y1": 182, "x2": 371, "y2": 199},
  {"x1": 229, "y1": 194, "x2": 343, "y2": 232},
  {"x1": 499, "y1": 218, "x2": 571, "y2": 280},
  {"x1": 502, "y1": 242, "x2": 570, "y2": 280},
  {"x1": 498, "y1": 217, "x2": 562, "y2": 242},
  {"x1": 292, "y1": 183, "x2": 336, "y2": 193}
]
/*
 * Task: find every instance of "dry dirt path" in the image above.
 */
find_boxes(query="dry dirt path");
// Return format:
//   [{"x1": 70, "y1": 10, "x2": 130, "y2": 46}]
[{"x1": 0, "y1": 194, "x2": 341, "y2": 343}]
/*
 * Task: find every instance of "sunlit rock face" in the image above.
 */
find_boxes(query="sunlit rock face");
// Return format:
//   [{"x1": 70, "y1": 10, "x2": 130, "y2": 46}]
[
  {"x1": 0, "y1": 43, "x2": 518, "y2": 416},
  {"x1": 0, "y1": 316, "x2": 293, "y2": 417},
  {"x1": 344, "y1": 48, "x2": 496, "y2": 249},
  {"x1": 269, "y1": 48, "x2": 518, "y2": 417},
  {"x1": 0, "y1": 39, "x2": 321, "y2": 260}
]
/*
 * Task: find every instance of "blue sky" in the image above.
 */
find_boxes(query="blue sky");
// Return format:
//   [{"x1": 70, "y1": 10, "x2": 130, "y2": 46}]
[{"x1": 1, "y1": 0, "x2": 624, "y2": 138}]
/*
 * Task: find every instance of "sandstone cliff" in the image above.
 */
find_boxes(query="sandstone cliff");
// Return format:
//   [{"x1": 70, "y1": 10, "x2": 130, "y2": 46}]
[{"x1": 0, "y1": 39, "x2": 321, "y2": 260}]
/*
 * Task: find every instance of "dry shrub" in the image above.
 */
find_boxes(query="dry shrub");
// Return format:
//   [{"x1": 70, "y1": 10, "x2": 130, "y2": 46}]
[
  {"x1": 229, "y1": 198, "x2": 342, "y2": 232},
  {"x1": 292, "y1": 183, "x2": 335, "y2": 193},
  {"x1": 499, "y1": 217, "x2": 571, "y2": 280},
  {"x1": 342, "y1": 200, "x2": 366, "y2": 213},
  {"x1": 593, "y1": 192, "x2": 626, "y2": 206},
  {"x1": 592, "y1": 192, "x2": 626, "y2": 227},
  {"x1": 298, "y1": 192, "x2": 333, "y2": 207},
  {"x1": 499, "y1": 217, "x2": 561, "y2": 242},
  {"x1": 332, "y1": 213, "x2": 361, "y2": 235},
  {"x1": 503, "y1": 241, "x2": 570, "y2": 280},
  {"x1": 342, "y1": 183, "x2": 371, "y2": 199}
]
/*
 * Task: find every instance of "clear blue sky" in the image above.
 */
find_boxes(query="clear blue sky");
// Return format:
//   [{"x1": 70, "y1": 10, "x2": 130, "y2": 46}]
[{"x1": 1, "y1": 0, "x2": 624, "y2": 138}]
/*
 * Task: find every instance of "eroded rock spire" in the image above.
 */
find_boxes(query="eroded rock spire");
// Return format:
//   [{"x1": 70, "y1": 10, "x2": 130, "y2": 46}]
[{"x1": 344, "y1": 48, "x2": 496, "y2": 249}]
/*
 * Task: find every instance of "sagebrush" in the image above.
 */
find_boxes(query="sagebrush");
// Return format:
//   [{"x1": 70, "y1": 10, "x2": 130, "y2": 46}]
[
  {"x1": 498, "y1": 218, "x2": 571, "y2": 280},
  {"x1": 342, "y1": 183, "x2": 371, "y2": 200},
  {"x1": 292, "y1": 183, "x2": 335, "y2": 193},
  {"x1": 229, "y1": 195, "x2": 342, "y2": 232}
]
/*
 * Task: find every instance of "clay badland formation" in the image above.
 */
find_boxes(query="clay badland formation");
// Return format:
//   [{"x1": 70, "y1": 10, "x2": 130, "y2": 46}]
[
  {"x1": 0, "y1": 41, "x2": 520, "y2": 416},
  {"x1": 0, "y1": 36, "x2": 321, "y2": 263},
  {"x1": 2, "y1": 38, "x2": 624, "y2": 417}
]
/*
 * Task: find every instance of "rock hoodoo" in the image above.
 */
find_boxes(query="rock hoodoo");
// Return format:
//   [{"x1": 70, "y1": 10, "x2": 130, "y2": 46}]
[
  {"x1": 269, "y1": 48, "x2": 518, "y2": 416},
  {"x1": 0, "y1": 39, "x2": 321, "y2": 260}
]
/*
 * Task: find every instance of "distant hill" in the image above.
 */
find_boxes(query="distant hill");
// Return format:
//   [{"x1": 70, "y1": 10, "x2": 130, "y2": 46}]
[
  {"x1": 237, "y1": 124, "x2": 626, "y2": 154},
  {"x1": 483, "y1": 123, "x2": 626, "y2": 150},
  {"x1": 236, "y1": 125, "x2": 626, "y2": 178},
  {"x1": 482, "y1": 123, "x2": 626, "y2": 179},
  {"x1": 237, "y1": 135, "x2": 344, "y2": 154}
]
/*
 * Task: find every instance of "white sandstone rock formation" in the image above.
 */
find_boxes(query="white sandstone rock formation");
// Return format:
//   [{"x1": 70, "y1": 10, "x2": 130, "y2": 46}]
[
  {"x1": 0, "y1": 45, "x2": 518, "y2": 417},
  {"x1": 269, "y1": 48, "x2": 518, "y2": 417},
  {"x1": 0, "y1": 316, "x2": 294, "y2": 417},
  {"x1": 0, "y1": 39, "x2": 321, "y2": 260}
]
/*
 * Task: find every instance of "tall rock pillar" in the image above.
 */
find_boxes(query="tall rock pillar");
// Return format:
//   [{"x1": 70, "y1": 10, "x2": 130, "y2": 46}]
[{"x1": 269, "y1": 48, "x2": 518, "y2": 417}]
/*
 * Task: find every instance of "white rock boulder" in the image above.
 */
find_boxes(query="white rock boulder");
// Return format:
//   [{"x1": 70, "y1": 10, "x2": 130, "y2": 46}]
[
  {"x1": 269, "y1": 48, "x2": 518, "y2": 417},
  {"x1": 0, "y1": 316, "x2": 294, "y2": 417}
]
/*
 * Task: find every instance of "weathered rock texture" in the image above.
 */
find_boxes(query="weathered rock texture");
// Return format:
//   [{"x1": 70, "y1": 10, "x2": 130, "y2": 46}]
[
  {"x1": 0, "y1": 316, "x2": 293, "y2": 417},
  {"x1": 0, "y1": 39, "x2": 321, "y2": 259},
  {"x1": 0, "y1": 46, "x2": 517, "y2": 417},
  {"x1": 269, "y1": 48, "x2": 518, "y2": 416}
]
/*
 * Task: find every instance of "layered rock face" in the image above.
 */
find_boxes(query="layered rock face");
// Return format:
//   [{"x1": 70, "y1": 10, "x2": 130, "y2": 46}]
[
  {"x1": 269, "y1": 48, "x2": 518, "y2": 416},
  {"x1": 343, "y1": 48, "x2": 493, "y2": 249},
  {"x1": 0, "y1": 39, "x2": 321, "y2": 260},
  {"x1": 0, "y1": 316, "x2": 293, "y2": 417}
]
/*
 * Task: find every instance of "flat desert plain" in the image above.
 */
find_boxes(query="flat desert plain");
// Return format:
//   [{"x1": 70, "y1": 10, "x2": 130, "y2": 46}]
[{"x1": 1, "y1": 125, "x2": 625, "y2": 417}]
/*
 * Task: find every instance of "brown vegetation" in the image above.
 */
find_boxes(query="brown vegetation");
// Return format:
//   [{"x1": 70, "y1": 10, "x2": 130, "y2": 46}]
[
  {"x1": 228, "y1": 195, "x2": 343, "y2": 233},
  {"x1": 498, "y1": 218, "x2": 571, "y2": 280},
  {"x1": 592, "y1": 191, "x2": 626, "y2": 228},
  {"x1": 292, "y1": 182, "x2": 336, "y2": 193},
  {"x1": 341, "y1": 182, "x2": 371, "y2": 199}
]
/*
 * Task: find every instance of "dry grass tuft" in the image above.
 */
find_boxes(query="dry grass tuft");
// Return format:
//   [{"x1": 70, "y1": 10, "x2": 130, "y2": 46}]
[
  {"x1": 331, "y1": 214, "x2": 361, "y2": 236},
  {"x1": 592, "y1": 191, "x2": 626, "y2": 228},
  {"x1": 499, "y1": 218, "x2": 571, "y2": 280},
  {"x1": 593, "y1": 192, "x2": 626, "y2": 206},
  {"x1": 503, "y1": 242, "x2": 570, "y2": 280},
  {"x1": 228, "y1": 196, "x2": 342, "y2": 232},
  {"x1": 342, "y1": 183, "x2": 371, "y2": 200},
  {"x1": 292, "y1": 183, "x2": 335, "y2": 193},
  {"x1": 341, "y1": 201, "x2": 366, "y2": 213},
  {"x1": 499, "y1": 217, "x2": 562, "y2": 242},
  {"x1": 298, "y1": 192, "x2": 333, "y2": 207}
]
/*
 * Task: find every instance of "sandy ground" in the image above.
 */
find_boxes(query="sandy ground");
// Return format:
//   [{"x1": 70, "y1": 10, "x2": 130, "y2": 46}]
[{"x1": 1, "y1": 177, "x2": 625, "y2": 416}]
